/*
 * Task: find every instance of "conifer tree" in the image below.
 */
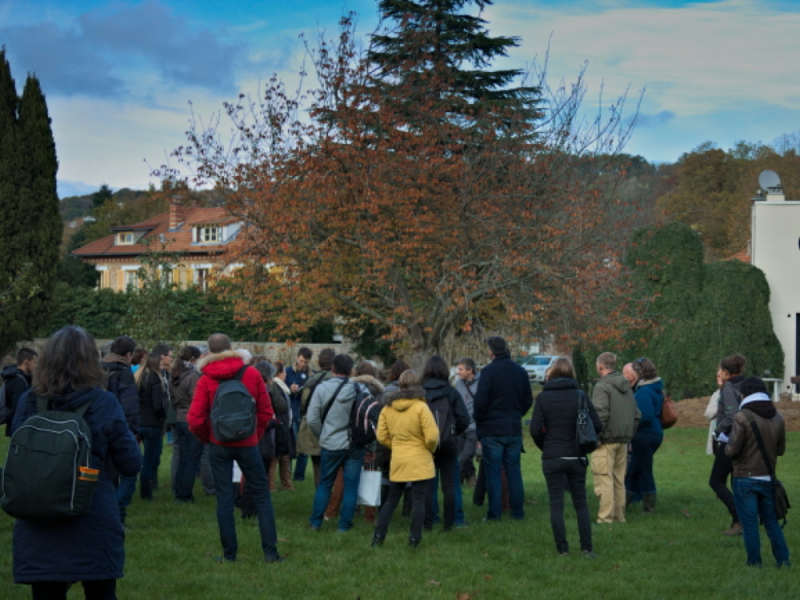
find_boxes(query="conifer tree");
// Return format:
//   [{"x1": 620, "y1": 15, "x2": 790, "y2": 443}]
[
  {"x1": 0, "y1": 62, "x2": 62, "y2": 353},
  {"x1": 368, "y1": 0, "x2": 540, "y2": 125}
]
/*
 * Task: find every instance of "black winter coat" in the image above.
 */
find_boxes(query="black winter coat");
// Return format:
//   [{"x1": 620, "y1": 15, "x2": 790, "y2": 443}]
[
  {"x1": 422, "y1": 378, "x2": 471, "y2": 442},
  {"x1": 138, "y1": 370, "x2": 166, "y2": 429},
  {"x1": 102, "y1": 358, "x2": 140, "y2": 435},
  {"x1": 530, "y1": 377, "x2": 603, "y2": 459},
  {"x1": 473, "y1": 352, "x2": 533, "y2": 438},
  {"x1": 2, "y1": 365, "x2": 31, "y2": 437}
]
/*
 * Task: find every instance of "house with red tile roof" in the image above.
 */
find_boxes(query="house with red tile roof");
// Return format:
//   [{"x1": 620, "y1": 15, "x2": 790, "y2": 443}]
[{"x1": 72, "y1": 201, "x2": 242, "y2": 291}]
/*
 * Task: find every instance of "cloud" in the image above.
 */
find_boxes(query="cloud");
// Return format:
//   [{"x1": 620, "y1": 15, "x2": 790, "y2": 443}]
[
  {"x1": 0, "y1": 0, "x2": 244, "y2": 98},
  {"x1": 484, "y1": 0, "x2": 800, "y2": 118},
  {"x1": 634, "y1": 109, "x2": 676, "y2": 128}
]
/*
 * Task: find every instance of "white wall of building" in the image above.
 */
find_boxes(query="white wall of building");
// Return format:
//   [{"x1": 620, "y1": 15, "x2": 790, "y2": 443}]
[{"x1": 751, "y1": 200, "x2": 800, "y2": 397}]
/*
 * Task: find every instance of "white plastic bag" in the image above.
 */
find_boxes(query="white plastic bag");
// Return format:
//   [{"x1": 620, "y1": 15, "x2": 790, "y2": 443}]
[{"x1": 357, "y1": 468, "x2": 382, "y2": 506}]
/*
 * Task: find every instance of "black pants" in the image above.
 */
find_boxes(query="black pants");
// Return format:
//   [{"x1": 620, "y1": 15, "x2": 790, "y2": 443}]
[
  {"x1": 375, "y1": 480, "x2": 429, "y2": 542},
  {"x1": 542, "y1": 458, "x2": 592, "y2": 553},
  {"x1": 709, "y1": 442, "x2": 739, "y2": 524},
  {"x1": 31, "y1": 580, "x2": 116, "y2": 600},
  {"x1": 425, "y1": 446, "x2": 458, "y2": 530}
]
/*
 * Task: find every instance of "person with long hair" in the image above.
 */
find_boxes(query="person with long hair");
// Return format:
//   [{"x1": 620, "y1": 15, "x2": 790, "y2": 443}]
[
  {"x1": 530, "y1": 357, "x2": 601, "y2": 557},
  {"x1": 421, "y1": 355, "x2": 470, "y2": 531},
  {"x1": 626, "y1": 357, "x2": 664, "y2": 513},
  {"x1": 372, "y1": 370, "x2": 439, "y2": 548},
  {"x1": 135, "y1": 352, "x2": 166, "y2": 501},
  {"x1": 170, "y1": 345, "x2": 203, "y2": 502},
  {"x1": 10, "y1": 326, "x2": 141, "y2": 599},
  {"x1": 711, "y1": 353, "x2": 747, "y2": 536}
]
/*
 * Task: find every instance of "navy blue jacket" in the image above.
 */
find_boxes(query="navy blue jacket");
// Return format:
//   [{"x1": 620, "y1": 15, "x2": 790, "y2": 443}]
[
  {"x1": 633, "y1": 378, "x2": 664, "y2": 438},
  {"x1": 11, "y1": 387, "x2": 142, "y2": 584},
  {"x1": 473, "y1": 352, "x2": 533, "y2": 438}
]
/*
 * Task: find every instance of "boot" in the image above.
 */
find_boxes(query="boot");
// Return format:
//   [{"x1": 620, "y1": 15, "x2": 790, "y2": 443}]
[
  {"x1": 723, "y1": 522, "x2": 743, "y2": 536},
  {"x1": 371, "y1": 533, "x2": 384, "y2": 547},
  {"x1": 643, "y1": 493, "x2": 656, "y2": 513}
]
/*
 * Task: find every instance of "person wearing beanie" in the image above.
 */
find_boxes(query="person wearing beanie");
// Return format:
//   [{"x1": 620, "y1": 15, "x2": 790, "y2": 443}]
[
  {"x1": 472, "y1": 336, "x2": 533, "y2": 521},
  {"x1": 725, "y1": 377, "x2": 789, "y2": 567}
]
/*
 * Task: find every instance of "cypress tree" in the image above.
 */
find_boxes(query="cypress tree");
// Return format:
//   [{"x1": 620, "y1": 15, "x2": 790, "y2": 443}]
[{"x1": 0, "y1": 68, "x2": 62, "y2": 352}]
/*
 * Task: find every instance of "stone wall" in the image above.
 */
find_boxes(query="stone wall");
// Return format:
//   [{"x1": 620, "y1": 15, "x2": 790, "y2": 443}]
[{"x1": 7, "y1": 340, "x2": 361, "y2": 371}]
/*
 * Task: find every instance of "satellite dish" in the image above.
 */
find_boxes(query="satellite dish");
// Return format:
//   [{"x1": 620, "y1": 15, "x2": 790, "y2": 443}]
[{"x1": 758, "y1": 170, "x2": 782, "y2": 190}]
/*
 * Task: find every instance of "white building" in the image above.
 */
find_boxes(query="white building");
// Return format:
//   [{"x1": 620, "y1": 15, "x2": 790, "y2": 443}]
[{"x1": 750, "y1": 173, "x2": 800, "y2": 399}]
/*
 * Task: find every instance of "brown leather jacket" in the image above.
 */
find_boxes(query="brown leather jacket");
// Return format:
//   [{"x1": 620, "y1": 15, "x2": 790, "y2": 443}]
[{"x1": 725, "y1": 401, "x2": 785, "y2": 479}]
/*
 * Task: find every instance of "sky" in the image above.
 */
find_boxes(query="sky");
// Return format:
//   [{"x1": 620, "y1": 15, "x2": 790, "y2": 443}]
[{"x1": 1, "y1": 0, "x2": 798, "y2": 198}]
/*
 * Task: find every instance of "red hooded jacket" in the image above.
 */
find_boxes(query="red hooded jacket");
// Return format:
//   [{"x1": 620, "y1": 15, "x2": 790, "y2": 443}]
[{"x1": 188, "y1": 350, "x2": 274, "y2": 447}]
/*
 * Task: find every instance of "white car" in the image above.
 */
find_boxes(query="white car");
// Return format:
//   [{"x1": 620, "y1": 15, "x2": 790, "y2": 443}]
[{"x1": 519, "y1": 355, "x2": 561, "y2": 382}]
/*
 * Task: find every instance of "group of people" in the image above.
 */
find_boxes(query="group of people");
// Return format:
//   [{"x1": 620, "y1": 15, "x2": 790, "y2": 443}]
[{"x1": 1, "y1": 329, "x2": 791, "y2": 599}]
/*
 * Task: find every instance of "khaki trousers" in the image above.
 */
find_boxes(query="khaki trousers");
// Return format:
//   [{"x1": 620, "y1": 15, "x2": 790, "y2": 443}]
[{"x1": 591, "y1": 443, "x2": 627, "y2": 523}]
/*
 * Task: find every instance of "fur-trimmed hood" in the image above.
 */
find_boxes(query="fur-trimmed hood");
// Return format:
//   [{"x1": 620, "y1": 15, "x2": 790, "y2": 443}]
[
  {"x1": 197, "y1": 349, "x2": 248, "y2": 380},
  {"x1": 352, "y1": 374, "x2": 385, "y2": 397},
  {"x1": 384, "y1": 386, "x2": 427, "y2": 410}
]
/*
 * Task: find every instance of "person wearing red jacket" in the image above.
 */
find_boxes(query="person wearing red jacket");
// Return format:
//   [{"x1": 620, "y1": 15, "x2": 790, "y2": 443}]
[{"x1": 188, "y1": 333, "x2": 282, "y2": 563}]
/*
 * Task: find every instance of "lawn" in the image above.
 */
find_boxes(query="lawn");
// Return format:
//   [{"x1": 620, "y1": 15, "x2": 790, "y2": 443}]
[{"x1": 1, "y1": 427, "x2": 798, "y2": 599}]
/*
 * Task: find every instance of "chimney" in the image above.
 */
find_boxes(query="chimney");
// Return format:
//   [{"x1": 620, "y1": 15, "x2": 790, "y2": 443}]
[{"x1": 169, "y1": 199, "x2": 184, "y2": 230}]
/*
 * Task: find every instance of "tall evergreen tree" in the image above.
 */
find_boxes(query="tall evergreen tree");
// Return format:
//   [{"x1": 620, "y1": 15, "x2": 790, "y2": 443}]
[
  {"x1": 367, "y1": 0, "x2": 540, "y2": 123},
  {"x1": 0, "y1": 64, "x2": 62, "y2": 353}
]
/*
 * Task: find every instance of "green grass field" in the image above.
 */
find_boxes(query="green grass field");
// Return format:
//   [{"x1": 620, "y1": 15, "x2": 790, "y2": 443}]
[{"x1": 1, "y1": 427, "x2": 798, "y2": 599}]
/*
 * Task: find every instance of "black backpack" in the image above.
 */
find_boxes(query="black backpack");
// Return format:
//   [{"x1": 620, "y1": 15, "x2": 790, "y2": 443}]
[
  {"x1": 348, "y1": 383, "x2": 380, "y2": 447},
  {"x1": 1, "y1": 394, "x2": 99, "y2": 523},
  {"x1": 211, "y1": 366, "x2": 257, "y2": 442},
  {"x1": 428, "y1": 393, "x2": 456, "y2": 451}
]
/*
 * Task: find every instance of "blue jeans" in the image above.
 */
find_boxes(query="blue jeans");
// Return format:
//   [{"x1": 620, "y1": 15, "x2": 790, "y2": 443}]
[
  {"x1": 310, "y1": 446, "x2": 366, "y2": 531},
  {"x1": 481, "y1": 435, "x2": 524, "y2": 520},
  {"x1": 139, "y1": 426, "x2": 163, "y2": 500},
  {"x1": 428, "y1": 460, "x2": 466, "y2": 526},
  {"x1": 292, "y1": 420, "x2": 308, "y2": 480},
  {"x1": 174, "y1": 422, "x2": 205, "y2": 501},
  {"x1": 625, "y1": 431, "x2": 662, "y2": 497},
  {"x1": 733, "y1": 477, "x2": 790, "y2": 567},
  {"x1": 209, "y1": 443, "x2": 279, "y2": 561}
]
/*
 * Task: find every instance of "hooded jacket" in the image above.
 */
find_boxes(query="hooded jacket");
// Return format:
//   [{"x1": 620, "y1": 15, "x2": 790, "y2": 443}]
[
  {"x1": 187, "y1": 350, "x2": 273, "y2": 447},
  {"x1": 591, "y1": 371, "x2": 640, "y2": 444},
  {"x1": 11, "y1": 386, "x2": 141, "y2": 584},
  {"x1": 101, "y1": 354, "x2": 140, "y2": 435},
  {"x1": 2, "y1": 365, "x2": 31, "y2": 437},
  {"x1": 306, "y1": 376, "x2": 365, "y2": 451},
  {"x1": 169, "y1": 363, "x2": 201, "y2": 423},
  {"x1": 473, "y1": 351, "x2": 534, "y2": 438},
  {"x1": 376, "y1": 386, "x2": 438, "y2": 482},
  {"x1": 725, "y1": 393, "x2": 785, "y2": 478},
  {"x1": 422, "y1": 377, "x2": 471, "y2": 451}
]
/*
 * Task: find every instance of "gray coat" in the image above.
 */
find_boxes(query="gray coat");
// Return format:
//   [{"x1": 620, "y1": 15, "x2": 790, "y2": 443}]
[
  {"x1": 454, "y1": 373, "x2": 480, "y2": 432},
  {"x1": 307, "y1": 377, "x2": 365, "y2": 451}
]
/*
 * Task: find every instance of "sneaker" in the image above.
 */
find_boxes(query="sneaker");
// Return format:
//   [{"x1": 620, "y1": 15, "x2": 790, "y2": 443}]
[
  {"x1": 582, "y1": 550, "x2": 597, "y2": 559},
  {"x1": 455, "y1": 521, "x2": 469, "y2": 529},
  {"x1": 723, "y1": 522, "x2": 743, "y2": 536},
  {"x1": 558, "y1": 551, "x2": 570, "y2": 557},
  {"x1": 265, "y1": 555, "x2": 285, "y2": 564}
]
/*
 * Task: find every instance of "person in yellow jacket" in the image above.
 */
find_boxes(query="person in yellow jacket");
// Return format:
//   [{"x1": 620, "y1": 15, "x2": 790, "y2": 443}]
[{"x1": 371, "y1": 370, "x2": 439, "y2": 548}]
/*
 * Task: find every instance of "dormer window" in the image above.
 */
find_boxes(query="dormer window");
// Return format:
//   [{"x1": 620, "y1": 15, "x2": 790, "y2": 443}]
[
  {"x1": 117, "y1": 232, "x2": 135, "y2": 245},
  {"x1": 195, "y1": 226, "x2": 222, "y2": 243}
]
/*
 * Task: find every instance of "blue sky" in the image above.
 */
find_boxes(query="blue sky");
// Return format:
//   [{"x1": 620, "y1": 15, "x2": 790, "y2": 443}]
[{"x1": 1, "y1": 0, "x2": 798, "y2": 197}]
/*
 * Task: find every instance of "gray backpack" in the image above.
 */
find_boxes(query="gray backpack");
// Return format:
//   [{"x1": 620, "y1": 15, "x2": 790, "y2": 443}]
[
  {"x1": 211, "y1": 366, "x2": 257, "y2": 442},
  {"x1": 1, "y1": 394, "x2": 99, "y2": 523}
]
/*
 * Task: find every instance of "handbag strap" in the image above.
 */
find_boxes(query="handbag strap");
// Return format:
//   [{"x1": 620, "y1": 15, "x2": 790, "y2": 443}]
[{"x1": 742, "y1": 409, "x2": 776, "y2": 482}]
